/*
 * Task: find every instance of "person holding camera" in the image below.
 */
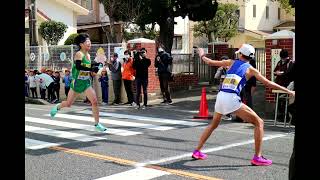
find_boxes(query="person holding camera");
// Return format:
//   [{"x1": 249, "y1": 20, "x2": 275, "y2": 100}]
[
  {"x1": 133, "y1": 48, "x2": 151, "y2": 109},
  {"x1": 155, "y1": 46, "x2": 173, "y2": 104}
]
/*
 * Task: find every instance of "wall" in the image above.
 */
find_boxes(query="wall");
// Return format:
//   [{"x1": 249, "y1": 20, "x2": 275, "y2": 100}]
[
  {"x1": 127, "y1": 40, "x2": 160, "y2": 98},
  {"x1": 37, "y1": 0, "x2": 77, "y2": 45},
  {"x1": 169, "y1": 74, "x2": 199, "y2": 92},
  {"x1": 244, "y1": 0, "x2": 280, "y2": 31},
  {"x1": 172, "y1": 16, "x2": 190, "y2": 54}
]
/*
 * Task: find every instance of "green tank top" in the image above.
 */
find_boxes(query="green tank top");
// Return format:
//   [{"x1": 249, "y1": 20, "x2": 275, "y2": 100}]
[{"x1": 71, "y1": 52, "x2": 91, "y2": 81}]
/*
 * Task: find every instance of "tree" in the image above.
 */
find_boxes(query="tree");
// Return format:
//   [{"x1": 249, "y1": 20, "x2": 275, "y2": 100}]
[
  {"x1": 101, "y1": 0, "x2": 218, "y2": 54},
  {"x1": 98, "y1": 0, "x2": 122, "y2": 43},
  {"x1": 193, "y1": 3, "x2": 239, "y2": 43},
  {"x1": 271, "y1": 0, "x2": 295, "y2": 15},
  {"x1": 64, "y1": 33, "x2": 78, "y2": 45},
  {"x1": 135, "y1": 0, "x2": 219, "y2": 54},
  {"x1": 123, "y1": 23, "x2": 158, "y2": 41},
  {"x1": 38, "y1": 20, "x2": 68, "y2": 45}
]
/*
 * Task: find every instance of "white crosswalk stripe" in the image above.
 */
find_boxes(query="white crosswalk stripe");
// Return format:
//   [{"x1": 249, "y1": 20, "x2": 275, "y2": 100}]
[
  {"x1": 25, "y1": 138, "x2": 60, "y2": 150},
  {"x1": 26, "y1": 116, "x2": 142, "y2": 136},
  {"x1": 25, "y1": 125, "x2": 107, "y2": 142},
  {"x1": 26, "y1": 110, "x2": 205, "y2": 150},
  {"x1": 77, "y1": 110, "x2": 206, "y2": 126},
  {"x1": 45, "y1": 114, "x2": 175, "y2": 131}
]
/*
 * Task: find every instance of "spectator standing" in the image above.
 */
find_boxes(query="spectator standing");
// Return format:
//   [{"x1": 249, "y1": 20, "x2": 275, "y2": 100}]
[
  {"x1": 155, "y1": 46, "x2": 173, "y2": 104},
  {"x1": 62, "y1": 69, "x2": 72, "y2": 98},
  {"x1": 122, "y1": 50, "x2": 136, "y2": 106},
  {"x1": 133, "y1": 48, "x2": 151, "y2": 109},
  {"x1": 98, "y1": 68, "x2": 109, "y2": 105},
  {"x1": 29, "y1": 71, "x2": 38, "y2": 98},
  {"x1": 107, "y1": 53, "x2": 122, "y2": 105}
]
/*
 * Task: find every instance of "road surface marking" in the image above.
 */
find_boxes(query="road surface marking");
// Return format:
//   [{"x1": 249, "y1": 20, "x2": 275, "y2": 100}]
[
  {"x1": 26, "y1": 116, "x2": 141, "y2": 136},
  {"x1": 45, "y1": 114, "x2": 175, "y2": 131}
]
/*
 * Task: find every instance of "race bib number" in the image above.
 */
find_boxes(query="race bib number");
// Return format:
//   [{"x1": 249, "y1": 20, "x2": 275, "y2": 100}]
[
  {"x1": 78, "y1": 71, "x2": 90, "y2": 80},
  {"x1": 221, "y1": 74, "x2": 241, "y2": 90}
]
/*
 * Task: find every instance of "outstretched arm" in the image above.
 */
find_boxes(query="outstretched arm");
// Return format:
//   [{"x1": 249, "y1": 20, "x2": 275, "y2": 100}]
[
  {"x1": 198, "y1": 48, "x2": 231, "y2": 67},
  {"x1": 250, "y1": 67, "x2": 295, "y2": 96}
]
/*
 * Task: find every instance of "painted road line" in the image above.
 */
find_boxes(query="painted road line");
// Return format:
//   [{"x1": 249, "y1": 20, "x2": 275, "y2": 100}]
[
  {"x1": 50, "y1": 146, "x2": 222, "y2": 180},
  {"x1": 25, "y1": 138, "x2": 60, "y2": 150},
  {"x1": 94, "y1": 167, "x2": 170, "y2": 180},
  {"x1": 77, "y1": 110, "x2": 206, "y2": 126},
  {"x1": 26, "y1": 116, "x2": 141, "y2": 136},
  {"x1": 47, "y1": 114, "x2": 175, "y2": 131},
  {"x1": 135, "y1": 133, "x2": 288, "y2": 167},
  {"x1": 25, "y1": 125, "x2": 107, "y2": 142}
]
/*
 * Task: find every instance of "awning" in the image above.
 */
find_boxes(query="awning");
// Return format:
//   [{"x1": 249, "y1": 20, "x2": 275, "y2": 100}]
[
  {"x1": 243, "y1": 29, "x2": 273, "y2": 40},
  {"x1": 273, "y1": 21, "x2": 295, "y2": 30},
  {"x1": 77, "y1": 22, "x2": 122, "y2": 30},
  {"x1": 53, "y1": 0, "x2": 89, "y2": 15},
  {"x1": 37, "y1": 9, "x2": 51, "y2": 21}
]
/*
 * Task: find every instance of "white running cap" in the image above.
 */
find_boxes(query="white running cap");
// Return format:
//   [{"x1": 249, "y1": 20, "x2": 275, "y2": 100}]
[{"x1": 235, "y1": 44, "x2": 255, "y2": 58}]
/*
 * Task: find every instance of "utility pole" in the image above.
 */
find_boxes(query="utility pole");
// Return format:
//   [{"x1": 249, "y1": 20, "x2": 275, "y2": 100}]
[{"x1": 29, "y1": 0, "x2": 38, "y2": 46}]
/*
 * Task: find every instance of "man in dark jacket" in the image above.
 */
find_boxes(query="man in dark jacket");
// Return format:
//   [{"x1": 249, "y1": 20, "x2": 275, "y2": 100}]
[
  {"x1": 133, "y1": 48, "x2": 151, "y2": 109},
  {"x1": 155, "y1": 46, "x2": 173, "y2": 104},
  {"x1": 108, "y1": 53, "x2": 122, "y2": 105}
]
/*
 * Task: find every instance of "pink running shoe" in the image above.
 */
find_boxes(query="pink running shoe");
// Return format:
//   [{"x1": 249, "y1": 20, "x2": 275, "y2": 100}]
[
  {"x1": 251, "y1": 155, "x2": 272, "y2": 166},
  {"x1": 192, "y1": 150, "x2": 208, "y2": 160}
]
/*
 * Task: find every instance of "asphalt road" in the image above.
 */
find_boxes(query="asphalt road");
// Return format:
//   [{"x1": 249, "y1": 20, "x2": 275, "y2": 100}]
[{"x1": 25, "y1": 97, "x2": 294, "y2": 180}]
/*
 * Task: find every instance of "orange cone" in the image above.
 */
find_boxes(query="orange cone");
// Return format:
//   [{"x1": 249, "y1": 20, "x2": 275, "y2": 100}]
[{"x1": 193, "y1": 87, "x2": 213, "y2": 120}]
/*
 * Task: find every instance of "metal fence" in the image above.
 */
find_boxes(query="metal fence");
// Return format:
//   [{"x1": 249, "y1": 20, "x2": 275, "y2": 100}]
[
  {"x1": 25, "y1": 43, "x2": 123, "y2": 71},
  {"x1": 171, "y1": 54, "x2": 195, "y2": 74},
  {"x1": 171, "y1": 53, "x2": 216, "y2": 82},
  {"x1": 255, "y1": 48, "x2": 266, "y2": 77}
]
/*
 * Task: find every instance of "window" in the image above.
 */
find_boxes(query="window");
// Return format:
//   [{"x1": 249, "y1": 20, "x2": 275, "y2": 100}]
[
  {"x1": 236, "y1": 9, "x2": 240, "y2": 26},
  {"x1": 278, "y1": 8, "x2": 281, "y2": 20},
  {"x1": 266, "y1": 6, "x2": 269, "y2": 19},
  {"x1": 172, "y1": 36, "x2": 182, "y2": 50},
  {"x1": 81, "y1": 0, "x2": 93, "y2": 10},
  {"x1": 253, "y1": 5, "x2": 256, "y2": 18}
]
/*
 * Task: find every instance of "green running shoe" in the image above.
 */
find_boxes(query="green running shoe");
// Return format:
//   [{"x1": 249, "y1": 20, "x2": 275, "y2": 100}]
[
  {"x1": 95, "y1": 123, "x2": 107, "y2": 132},
  {"x1": 50, "y1": 103, "x2": 61, "y2": 118}
]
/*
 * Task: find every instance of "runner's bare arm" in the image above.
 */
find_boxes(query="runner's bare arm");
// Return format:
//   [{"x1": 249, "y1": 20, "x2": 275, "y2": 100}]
[
  {"x1": 198, "y1": 48, "x2": 232, "y2": 67},
  {"x1": 250, "y1": 67, "x2": 295, "y2": 96}
]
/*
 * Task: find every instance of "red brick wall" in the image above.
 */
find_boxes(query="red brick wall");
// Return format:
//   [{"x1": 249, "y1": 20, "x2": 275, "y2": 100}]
[
  {"x1": 208, "y1": 43, "x2": 229, "y2": 59},
  {"x1": 169, "y1": 74, "x2": 199, "y2": 91},
  {"x1": 214, "y1": 44, "x2": 229, "y2": 60},
  {"x1": 265, "y1": 38, "x2": 293, "y2": 102},
  {"x1": 127, "y1": 42, "x2": 160, "y2": 94}
]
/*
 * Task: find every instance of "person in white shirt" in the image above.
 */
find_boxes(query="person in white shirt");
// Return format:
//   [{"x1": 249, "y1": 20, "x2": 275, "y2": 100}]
[
  {"x1": 29, "y1": 71, "x2": 38, "y2": 98},
  {"x1": 35, "y1": 67, "x2": 56, "y2": 102}
]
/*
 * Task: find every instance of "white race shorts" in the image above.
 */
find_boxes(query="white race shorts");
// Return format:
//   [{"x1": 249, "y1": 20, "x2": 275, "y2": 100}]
[{"x1": 214, "y1": 91, "x2": 243, "y2": 115}]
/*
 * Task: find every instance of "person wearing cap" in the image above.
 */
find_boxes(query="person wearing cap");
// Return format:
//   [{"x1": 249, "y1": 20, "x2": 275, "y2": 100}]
[
  {"x1": 192, "y1": 44, "x2": 295, "y2": 166},
  {"x1": 235, "y1": 57, "x2": 257, "y2": 122},
  {"x1": 214, "y1": 55, "x2": 232, "y2": 121}
]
